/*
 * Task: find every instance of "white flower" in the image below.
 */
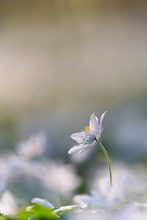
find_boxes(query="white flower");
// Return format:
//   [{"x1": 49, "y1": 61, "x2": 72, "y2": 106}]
[
  {"x1": 70, "y1": 209, "x2": 111, "y2": 220},
  {"x1": 116, "y1": 203, "x2": 147, "y2": 220},
  {"x1": 0, "y1": 191, "x2": 17, "y2": 215},
  {"x1": 30, "y1": 197, "x2": 79, "y2": 215},
  {"x1": 68, "y1": 112, "x2": 107, "y2": 155},
  {"x1": 31, "y1": 197, "x2": 55, "y2": 209},
  {"x1": 17, "y1": 132, "x2": 46, "y2": 159},
  {"x1": 73, "y1": 190, "x2": 107, "y2": 209},
  {"x1": 91, "y1": 163, "x2": 147, "y2": 207},
  {"x1": 28, "y1": 161, "x2": 81, "y2": 196}
]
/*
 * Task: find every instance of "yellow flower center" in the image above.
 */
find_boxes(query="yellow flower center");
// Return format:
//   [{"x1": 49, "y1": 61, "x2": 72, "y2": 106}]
[{"x1": 84, "y1": 126, "x2": 90, "y2": 132}]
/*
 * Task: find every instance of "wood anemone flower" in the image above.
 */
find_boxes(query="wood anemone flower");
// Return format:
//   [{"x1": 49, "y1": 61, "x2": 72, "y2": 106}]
[{"x1": 68, "y1": 112, "x2": 112, "y2": 185}]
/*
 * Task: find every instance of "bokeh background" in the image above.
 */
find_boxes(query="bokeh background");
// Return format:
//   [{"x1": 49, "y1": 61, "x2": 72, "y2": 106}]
[{"x1": 0, "y1": 0, "x2": 147, "y2": 218}]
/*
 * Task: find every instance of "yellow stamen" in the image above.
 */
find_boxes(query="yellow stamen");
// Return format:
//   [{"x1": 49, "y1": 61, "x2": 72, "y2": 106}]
[{"x1": 84, "y1": 126, "x2": 90, "y2": 132}]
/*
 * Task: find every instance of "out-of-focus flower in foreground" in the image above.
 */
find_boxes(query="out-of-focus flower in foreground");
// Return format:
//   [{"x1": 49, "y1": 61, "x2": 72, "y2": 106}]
[
  {"x1": 91, "y1": 163, "x2": 147, "y2": 210},
  {"x1": 30, "y1": 197, "x2": 79, "y2": 214},
  {"x1": 73, "y1": 190, "x2": 107, "y2": 209},
  {"x1": 31, "y1": 198, "x2": 55, "y2": 209},
  {"x1": 0, "y1": 191, "x2": 17, "y2": 215},
  {"x1": 41, "y1": 161, "x2": 82, "y2": 196},
  {"x1": 116, "y1": 203, "x2": 147, "y2": 220},
  {"x1": 69, "y1": 209, "x2": 111, "y2": 220},
  {"x1": 17, "y1": 132, "x2": 46, "y2": 159},
  {"x1": 25, "y1": 161, "x2": 82, "y2": 196},
  {"x1": 68, "y1": 112, "x2": 107, "y2": 155}
]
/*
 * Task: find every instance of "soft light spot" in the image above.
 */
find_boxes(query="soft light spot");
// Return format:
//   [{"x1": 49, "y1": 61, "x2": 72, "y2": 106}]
[{"x1": 84, "y1": 126, "x2": 90, "y2": 132}]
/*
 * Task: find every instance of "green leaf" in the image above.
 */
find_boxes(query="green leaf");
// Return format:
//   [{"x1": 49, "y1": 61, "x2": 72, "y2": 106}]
[{"x1": 15, "y1": 204, "x2": 59, "y2": 220}]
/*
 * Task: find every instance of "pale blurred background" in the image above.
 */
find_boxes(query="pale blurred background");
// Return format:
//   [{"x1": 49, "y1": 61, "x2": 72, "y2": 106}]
[
  {"x1": 0, "y1": 1, "x2": 147, "y2": 216},
  {"x1": 0, "y1": 0, "x2": 147, "y2": 160}
]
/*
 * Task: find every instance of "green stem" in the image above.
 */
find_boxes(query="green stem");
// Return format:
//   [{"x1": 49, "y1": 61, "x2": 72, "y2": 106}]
[{"x1": 95, "y1": 138, "x2": 112, "y2": 186}]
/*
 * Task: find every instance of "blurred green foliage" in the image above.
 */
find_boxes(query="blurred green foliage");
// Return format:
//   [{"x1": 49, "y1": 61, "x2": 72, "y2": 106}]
[{"x1": 0, "y1": 204, "x2": 65, "y2": 220}]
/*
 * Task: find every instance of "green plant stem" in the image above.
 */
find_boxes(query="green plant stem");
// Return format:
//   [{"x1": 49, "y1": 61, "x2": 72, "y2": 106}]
[{"x1": 95, "y1": 138, "x2": 112, "y2": 186}]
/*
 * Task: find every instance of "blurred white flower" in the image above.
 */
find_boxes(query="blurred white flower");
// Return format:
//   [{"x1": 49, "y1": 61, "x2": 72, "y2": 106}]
[
  {"x1": 0, "y1": 191, "x2": 17, "y2": 215},
  {"x1": 116, "y1": 203, "x2": 147, "y2": 220},
  {"x1": 0, "y1": 175, "x2": 6, "y2": 196},
  {"x1": 55, "y1": 205, "x2": 79, "y2": 214},
  {"x1": 73, "y1": 190, "x2": 107, "y2": 209},
  {"x1": 69, "y1": 209, "x2": 111, "y2": 220},
  {"x1": 68, "y1": 112, "x2": 107, "y2": 154},
  {"x1": 91, "y1": 163, "x2": 147, "y2": 207},
  {"x1": 134, "y1": 202, "x2": 147, "y2": 208},
  {"x1": 0, "y1": 155, "x2": 29, "y2": 185},
  {"x1": 16, "y1": 132, "x2": 46, "y2": 159},
  {"x1": 31, "y1": 197, "x2": 78, "y2": 214},
  {"x1": 22, "y1": 160, "x2": 82, "y2": 196},
  {"x1": 31, "y1": 197, "x2": 54, "y2": 208},
  {"x1": 41, "y1": 161, "x2": 81, "y2": 196},
  {"x1": 3, "y1": 156, "x2": 81, "y2": 198}
]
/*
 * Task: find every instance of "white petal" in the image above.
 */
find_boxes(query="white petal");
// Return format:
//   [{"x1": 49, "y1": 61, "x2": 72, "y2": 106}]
[
  {"x1": 79, "y1": 144, "x2": 93, "y2": 153},
  {"x1": 68, "y1": 144, "x2": 89, "y2": 155},
  {"x1": 89, "y1": 112, "x2": 99, "y2": 133},
  {"x1": 98, "y1": 111, "x2": 107, "y2": 137},
  {"x1": 71, "y1": 132, "x2": 86, "y2": 144},
  {"x1": 55, "y1": 205, "x2": 78, "y2": 214},
  {"x1": 31, "y1": 198, "x2": 54, "y2": 208}
]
